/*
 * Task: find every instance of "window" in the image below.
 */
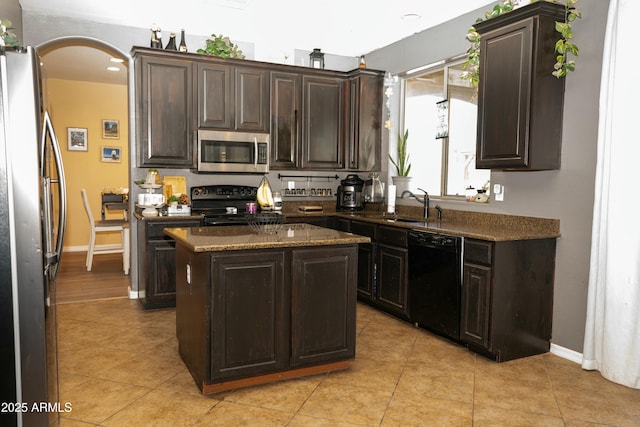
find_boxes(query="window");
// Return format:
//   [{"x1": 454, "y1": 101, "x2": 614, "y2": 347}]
[{"x1": 402, "y1": 60, "x2": 489, "y2": 197}]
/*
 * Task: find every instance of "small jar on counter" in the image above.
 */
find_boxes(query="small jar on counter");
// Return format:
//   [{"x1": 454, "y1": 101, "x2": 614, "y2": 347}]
[{"x1": 273, "y1": 192, "x2": 283, "y2": 211}]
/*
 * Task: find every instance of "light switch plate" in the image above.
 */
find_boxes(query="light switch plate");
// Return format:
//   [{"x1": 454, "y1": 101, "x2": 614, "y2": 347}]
[{"x1": 495, "y1": 186, "x2": 504, "y2": 201}]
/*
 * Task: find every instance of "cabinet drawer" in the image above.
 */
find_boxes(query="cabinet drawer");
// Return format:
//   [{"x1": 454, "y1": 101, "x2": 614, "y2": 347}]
[
  {"x1": 376, "y1": 225, "x2": 408, "y2": 248},
  {"x1": 464, "y1": 239, "x2": 493, "y2": 265},
  {"x1": 350, "y1": 220, "x2": 375, "y2": 239},
  {"x1": 146, "y1": 220, "x2": 202, "y2": 239}
]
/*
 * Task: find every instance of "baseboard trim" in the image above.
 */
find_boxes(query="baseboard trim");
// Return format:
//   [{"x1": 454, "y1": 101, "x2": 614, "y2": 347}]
[
  {"x1": 550, "y1": 343, "x2": 583, "y2": 364},
  {"x1": 128, "y1": 286, "x2": 139, "y2": 300}
]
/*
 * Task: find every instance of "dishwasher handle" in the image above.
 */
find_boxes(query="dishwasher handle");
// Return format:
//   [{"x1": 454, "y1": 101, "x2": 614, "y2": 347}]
[{"x1": 408, "y1": 230, "x2": 460, "y2": 252}]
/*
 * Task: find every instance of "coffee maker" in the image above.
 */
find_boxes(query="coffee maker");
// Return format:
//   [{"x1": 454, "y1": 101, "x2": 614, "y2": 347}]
[{"x1": 336, "y1": 174, "x2": 365, "y2": 211}]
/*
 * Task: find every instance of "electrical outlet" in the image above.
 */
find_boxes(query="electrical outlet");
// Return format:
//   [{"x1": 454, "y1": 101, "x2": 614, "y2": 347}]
[
  {"x1": 288, "y1": 181, "x2": 295, "y2": 190},
  {"x1": 493, "y1": 183, "x2": 502, "y2": 194},
  {"x1": 495, "y1": 185, "x2": 505, "y2": 201}
]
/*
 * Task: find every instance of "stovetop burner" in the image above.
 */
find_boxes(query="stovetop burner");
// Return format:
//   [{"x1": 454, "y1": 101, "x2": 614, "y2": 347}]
[{"x1": 191, "y1": 185, "x2": 258, "y2": 225}]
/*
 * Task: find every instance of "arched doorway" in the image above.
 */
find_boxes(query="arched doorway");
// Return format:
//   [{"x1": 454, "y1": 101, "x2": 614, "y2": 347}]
[{"x1": 38, "y1": 37, "x2": 131, "y2": 301}]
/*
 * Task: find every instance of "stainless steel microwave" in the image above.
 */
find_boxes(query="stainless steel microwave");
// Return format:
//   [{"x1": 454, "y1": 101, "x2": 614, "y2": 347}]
[{"x1": 197, "y1": 130, "x2": 269, "y2": 173}]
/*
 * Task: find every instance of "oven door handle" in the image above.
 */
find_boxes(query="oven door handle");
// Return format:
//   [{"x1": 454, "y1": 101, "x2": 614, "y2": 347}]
[{"x1": 253, "y1": 137, "x2": 258, "y2": 169}]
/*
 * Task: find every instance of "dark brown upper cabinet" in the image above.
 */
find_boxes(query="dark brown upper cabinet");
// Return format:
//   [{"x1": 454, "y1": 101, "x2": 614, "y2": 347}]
[
  {"x1": 347, "y1": 69, "x2": 383, "y2": 171},
  {"x1": 133, "y1": 50, "x2": 194, "y2": 167},
  {"x1": 270, "y1": 71, "x2": 301, "y2": 169},
  {"x1": 301, "y1": 75, "x2": 346, "y2": 170},
  {"x1": 132, "y1": 47, "x2": 384, "y2": 171},
  {"x1": 475, "y1": 2, "x2": 566, "y2": 170},
  {"x1": 197, "y1": 62, "x2": 269, "y2": 132}
]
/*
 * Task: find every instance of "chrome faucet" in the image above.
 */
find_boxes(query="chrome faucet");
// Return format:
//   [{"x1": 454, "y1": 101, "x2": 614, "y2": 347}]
[{"x1": 400, "y1": 188, "x2": 429, "y2": 218}]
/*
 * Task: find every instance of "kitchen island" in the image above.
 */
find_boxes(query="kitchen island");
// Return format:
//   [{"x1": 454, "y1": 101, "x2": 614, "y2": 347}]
[{"x1": 164, "y1": 223, "x2": 370, "y2": 394}]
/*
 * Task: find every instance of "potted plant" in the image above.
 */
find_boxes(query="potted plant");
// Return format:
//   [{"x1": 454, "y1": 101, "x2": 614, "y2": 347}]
[
  {"x1": 389, "y1": 129, "x2": 412, "y2": 194},
  {"x1": 196, "y1": 34, "x2": 245, "y2": 59},
  {"x1": 168, "y1": 195, "x2": 181, "y2": 206}
]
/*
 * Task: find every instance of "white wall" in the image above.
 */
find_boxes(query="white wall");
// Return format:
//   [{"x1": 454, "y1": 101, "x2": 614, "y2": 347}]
[{"x1": 366, "y1": 0, "x2": 609, "y2": 353}]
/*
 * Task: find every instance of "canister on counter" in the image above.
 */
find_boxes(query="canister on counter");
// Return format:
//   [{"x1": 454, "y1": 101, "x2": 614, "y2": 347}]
[{"x1": 246, "y1": 202, "x2": 257, "y2": 214}]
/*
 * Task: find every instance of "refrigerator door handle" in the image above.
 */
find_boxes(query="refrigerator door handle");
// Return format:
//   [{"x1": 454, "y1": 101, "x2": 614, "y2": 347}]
[{"x1": 41, "y1": 110, "x2": 67, "y2": 280}]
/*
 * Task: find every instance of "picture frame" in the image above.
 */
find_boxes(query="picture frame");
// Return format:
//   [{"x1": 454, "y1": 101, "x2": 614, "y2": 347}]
[
  {"x1": 101, "y1": 146, "x2": 121, "y2": 163},
  {"x1": 67, "y1": 127, "x2": 88, "y2": 151},
  {"x1": 102, "y1": 119, "x2": 119, "y2": 139}
]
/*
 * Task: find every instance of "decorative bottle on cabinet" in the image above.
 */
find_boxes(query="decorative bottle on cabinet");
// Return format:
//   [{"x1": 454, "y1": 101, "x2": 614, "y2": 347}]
[
  {"x1": 165, "y1": 33, "x2": 177, "y2": 50},
  {"x1": 179, "y1": 29, "x2": 187, "y2": 52}
]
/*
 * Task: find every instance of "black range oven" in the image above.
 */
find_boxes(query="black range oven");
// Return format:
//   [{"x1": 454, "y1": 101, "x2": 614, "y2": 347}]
[{"x1": 190, "y1": 185, "x2": 257, "y2": 225}]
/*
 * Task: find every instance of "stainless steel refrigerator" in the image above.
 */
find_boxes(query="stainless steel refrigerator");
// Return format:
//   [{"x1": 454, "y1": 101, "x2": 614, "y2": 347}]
[{"x1": 1, "y1": 46, "x2": 67, "y2": 426}]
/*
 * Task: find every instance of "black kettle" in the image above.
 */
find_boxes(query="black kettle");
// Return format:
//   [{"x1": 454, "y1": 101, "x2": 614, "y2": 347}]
[{"x1": 336, "y1": 174, "x2": 365, "y2": 211}]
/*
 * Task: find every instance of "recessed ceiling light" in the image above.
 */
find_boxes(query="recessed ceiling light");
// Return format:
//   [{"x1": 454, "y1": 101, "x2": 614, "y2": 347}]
[
  {"x1": 401, "y1": 13, "x2": 421, "y2": 21},
  {"x1": 106, "y1": 66, "x2": 120, "y2": 72},
  {"x1": 110, "y1": 57, "x2": 124, "y2": 63}
]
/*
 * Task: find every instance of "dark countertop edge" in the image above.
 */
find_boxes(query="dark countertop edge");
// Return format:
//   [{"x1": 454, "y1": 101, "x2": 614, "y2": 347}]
[{"x1": 164, "y1": 227, "x2": 370, "y2": 253}]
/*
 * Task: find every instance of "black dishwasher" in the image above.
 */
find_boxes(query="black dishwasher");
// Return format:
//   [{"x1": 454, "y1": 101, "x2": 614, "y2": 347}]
[{"x1": 408, "y1": 229, "x2": 463, "y2": 340}]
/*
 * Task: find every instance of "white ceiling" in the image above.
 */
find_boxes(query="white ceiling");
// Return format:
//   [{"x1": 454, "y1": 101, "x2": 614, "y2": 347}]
[{"x1": 22, "y1": 0, "x2": 497, "y2": 85}]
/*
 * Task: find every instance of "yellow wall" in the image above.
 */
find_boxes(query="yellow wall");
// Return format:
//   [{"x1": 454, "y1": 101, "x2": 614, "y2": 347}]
[{"x1": 46, "y1": 79, "x2": 129, "y2": 251}]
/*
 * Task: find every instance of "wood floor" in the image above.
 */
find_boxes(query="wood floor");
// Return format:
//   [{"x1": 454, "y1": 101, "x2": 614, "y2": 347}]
[{"x1": 56, "y1": 251, "x2": 130, "y2": 304}]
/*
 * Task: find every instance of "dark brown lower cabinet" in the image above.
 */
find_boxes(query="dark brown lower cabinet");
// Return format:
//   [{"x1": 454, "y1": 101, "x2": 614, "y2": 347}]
[
  {"x1": 375, "y1": 243, "x2": 409, "y2": 318},
  {"x1": 291, "y1": 247, "x2": 357, "y2": 367},
  {"x1": 137, "y1": 218, "x2": 202, "y2": 310},
  {"x1": 461, "y1": 238, "x2": 556, "y2": 361},
  {"x1": 373, "y1": 225, "x2": 409, "y2": 319},
  {"x1": 210, "y1": 251, "x2": 289, "y2": 380},
  {"x1": 175, "y1": 243, "x2": 357, "y2": 394}
]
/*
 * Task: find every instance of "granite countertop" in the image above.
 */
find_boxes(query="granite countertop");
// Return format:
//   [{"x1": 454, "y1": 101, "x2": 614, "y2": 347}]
[
  {"x1": 282, "y1": 203, "x2": 560, "y2": 241},
  {"x1": 164, "y1": 223, "x2": 370, "y2": 252},
  {"x1": 334, "y1": 212, "x2": 560, "y2": 241}
]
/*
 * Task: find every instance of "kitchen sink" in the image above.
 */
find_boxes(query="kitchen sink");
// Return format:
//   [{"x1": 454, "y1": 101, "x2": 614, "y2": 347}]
[{"x1": 385, "y1": 217, "x2": 424, "y2": 224}]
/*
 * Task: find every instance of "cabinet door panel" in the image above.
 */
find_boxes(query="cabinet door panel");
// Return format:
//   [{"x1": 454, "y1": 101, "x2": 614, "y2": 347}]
[
  {"x1": 357, "y1": 243, "x2": 375, "y2": 302},
  {"x1": 198, "y1": 62, "x2": 233, "y2": 129},
  {"x1": 460, "y1": 263, "x2": 492, "y2": 349},
  {"x1": 210, "y1": 251, "x2": 288, "y2": 379},
  {"x1": 475, "y1": 3, "x2": 565, "y2": 170},
  {"x1": 302, "y1": 76, "x2": 345, "y2": 169},
  {"x1": 235, "y1": 67, "x2": 269, "y2": 131},
  {"x1": 148, "y1": 242, "x2": 177, "y2": 300},
  {"x1": 477, "y1": 21, "x2": 532, "y2": 168},
  {"x1": 376, "y1": 244, "x2": 408, "y2": 317},
  {"x1": 138, "y1": 57, "x2": 193, "y2": 166},
  {"x1": 270, "y1": 72, "x2": 300, "y2": 169},
  {"x1": 291, "y1": 246, "x2": 356, "y2": 367},
  {"x1": 348, "y1": 73, "x2": 382, "y2": 171}
]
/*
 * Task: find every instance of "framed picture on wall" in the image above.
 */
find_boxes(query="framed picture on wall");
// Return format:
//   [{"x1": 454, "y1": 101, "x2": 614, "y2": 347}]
[
  {"x1": 101, "y1": 146, "x2": 121, "y2": 163},
  {"x1": 67, "y1": 127, "x2": 88, "y2": 151},
  {"x1": 102, "y1": 119, "x2": 119, "y2": 139}
]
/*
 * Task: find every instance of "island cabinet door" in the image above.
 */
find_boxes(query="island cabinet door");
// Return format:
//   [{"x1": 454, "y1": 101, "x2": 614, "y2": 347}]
[
  {"x1": 209, "y1": 250, "x2": 289, "y2": 381},
  {"x1": 290, "y1": 246, "x2": 357, "y2": 367}
]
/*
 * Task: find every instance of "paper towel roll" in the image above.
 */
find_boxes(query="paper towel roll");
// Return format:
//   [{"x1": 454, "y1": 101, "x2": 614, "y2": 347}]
[{"x1": 386, "y1": 184, "x2": 396, "y2": 213}]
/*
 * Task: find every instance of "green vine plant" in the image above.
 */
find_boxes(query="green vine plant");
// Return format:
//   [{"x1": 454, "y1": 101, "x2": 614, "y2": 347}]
[
  {"x1": 0, "y1": 18, "x2": 20, "y2": 47},
  {"x1": 462, "y1": 0, "x2": 581, "y2": 85},
  {"x1": 196, "y1": 34, "x2": 245, "y2": 59}
]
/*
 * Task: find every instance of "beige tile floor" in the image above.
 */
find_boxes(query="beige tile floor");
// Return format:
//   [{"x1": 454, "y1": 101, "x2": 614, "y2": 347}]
[{"x1": 56, "y1": 298, "x2": 640, "y2": 426}]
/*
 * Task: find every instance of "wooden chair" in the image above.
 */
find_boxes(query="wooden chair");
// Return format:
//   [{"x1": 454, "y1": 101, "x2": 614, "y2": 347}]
[{"x1": 81, "y1": 189, "x2": 129, "y2": 274}]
